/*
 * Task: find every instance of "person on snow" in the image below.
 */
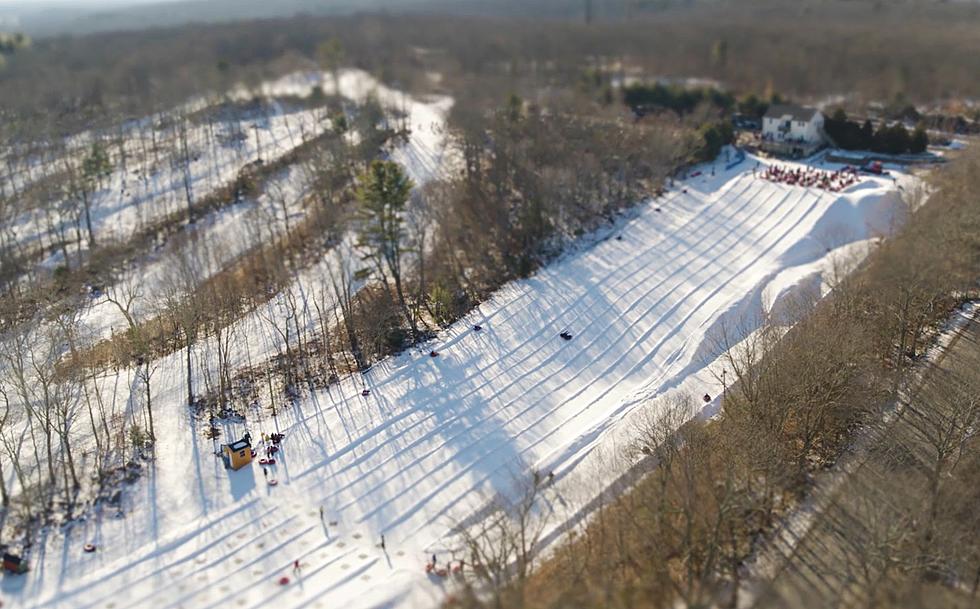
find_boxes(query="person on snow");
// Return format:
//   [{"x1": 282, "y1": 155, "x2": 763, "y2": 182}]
[{"x1": 293, "y1": 559, "x2": 301, "y2": 574}]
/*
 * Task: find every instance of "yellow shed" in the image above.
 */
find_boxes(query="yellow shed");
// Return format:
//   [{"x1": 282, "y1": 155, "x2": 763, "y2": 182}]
[{"x1": 223, "y1": 438, "x2": 253, "y2": 470}]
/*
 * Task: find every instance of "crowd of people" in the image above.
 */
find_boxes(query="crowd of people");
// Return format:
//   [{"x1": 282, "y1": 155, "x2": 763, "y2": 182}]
[{"x1": 756, "y1": 163, "x2": 861, "y2": 192}]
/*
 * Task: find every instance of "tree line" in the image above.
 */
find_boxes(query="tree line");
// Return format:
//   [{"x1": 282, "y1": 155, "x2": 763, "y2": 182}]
[
  {"x1": 824, "y1": 108, "x2": 929, "y2": 155},
  {"x1": 623, "y1": 81, "x2": 734, "y2": 117},
  {"x1": 4, "y1": 1, "x2": 980, "y2": 135}
]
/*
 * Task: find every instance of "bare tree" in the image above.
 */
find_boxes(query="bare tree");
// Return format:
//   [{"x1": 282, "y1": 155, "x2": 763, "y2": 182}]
[
  {"x1": 0, "y1": 382, "x2": 11, "y2": 508},
  {"x1": 328, "y1": 250, "x2": 367, "y2": 372},
  {"x1": 105, "y1": 274, "x2": 156, "y2": 441},
  {"x1": 457, "y1": 472, "x2": 554, "y2": 608},
  {"x1": 904, "y1": 366, "x2": 980, "y2": 571}
]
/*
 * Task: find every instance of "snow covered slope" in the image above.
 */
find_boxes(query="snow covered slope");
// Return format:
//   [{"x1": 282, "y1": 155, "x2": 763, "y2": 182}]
[{"x1": 2, "y1": 156, "x2": 905, "y2": 609}]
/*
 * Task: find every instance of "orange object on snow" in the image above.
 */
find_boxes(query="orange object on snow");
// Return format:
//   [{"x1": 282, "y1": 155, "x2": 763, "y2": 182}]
[{"x1": 222, "y1": 437, "x2": 253, "y2": 471}]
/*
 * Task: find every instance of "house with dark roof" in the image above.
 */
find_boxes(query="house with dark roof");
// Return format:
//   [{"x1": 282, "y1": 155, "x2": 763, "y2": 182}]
[{"x1": 761, "y1": 104, "x2": 826, "y2": 158}]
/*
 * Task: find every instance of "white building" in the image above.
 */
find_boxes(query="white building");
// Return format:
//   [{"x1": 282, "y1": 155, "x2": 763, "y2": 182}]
[{"x1": 761, "y1": 104, "x2": 825, "y2": 158}]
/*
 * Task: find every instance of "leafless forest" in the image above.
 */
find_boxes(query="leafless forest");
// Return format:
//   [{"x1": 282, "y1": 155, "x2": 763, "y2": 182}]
[{"x1": 1, "y1": 1, "x2": 979, "y2": 608}]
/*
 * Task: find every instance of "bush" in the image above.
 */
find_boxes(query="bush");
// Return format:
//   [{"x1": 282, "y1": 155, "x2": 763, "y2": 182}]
[
  {"x1": 695, "y1": 120, "x2": 734, "y2": 162},
  {"x1": 52, "y1": 265, "x2": 70, "y2": 285},
  {"x1": 128, "y1": 425, "x2": 149, "y2": 451},
  {"x1": 428, "y1": 283, "x2": 455, "y2": 327}
]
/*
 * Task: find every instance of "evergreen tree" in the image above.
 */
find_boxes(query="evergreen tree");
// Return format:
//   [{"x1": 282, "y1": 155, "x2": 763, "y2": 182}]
[
  {"x1": 79, "y1": 141, "x2": 112, "y2": 247},
  {"x1": 355, "y1": 160, "x2": 417, "y2": 339},
  {"x1": 861, "y1": 120, "x2": 874, "y2": 144},
  {"x1": 737, "y1": 94, "x2": 768, "y2": 119},
  {"x1": 316, "y1": 38, "x2": 345, "y2": 91},
  {"x1": 711, "y1": 38, "x2": 729, "y2": 71},
  {"x1": 507, "y1": 93, "x2": 524, "y2": 123},
  {"x1": 910, "y1": 126, "x2": 929, "y2": 154}
]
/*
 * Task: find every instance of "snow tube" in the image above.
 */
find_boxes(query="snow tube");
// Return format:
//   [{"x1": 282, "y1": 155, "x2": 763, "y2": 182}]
[
  {"x1": 702, "y1": 393, "x2": 711, "y2": 403},
  {"x1": 268, "y1": 479, "x2": 279, "y2": 486},
  {"x1": 278, "y1": 576, "x2": 290, "y2": 586},
  {"x1": 361, "y1": 389, "x2": 371, "y2": 397},
  {"x1": 259, "y1": 458, "x2": 276, "y2": 466},
  {"x1": 83, "y1": 544, "x2": 96, "y2": 553},
  {"x1": 430, "y1": 351, "x2": 439, "y2": 358}
]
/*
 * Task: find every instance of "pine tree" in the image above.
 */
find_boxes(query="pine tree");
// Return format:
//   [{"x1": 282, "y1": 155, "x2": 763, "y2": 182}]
[
  {"x1": 910, "y1": 126, "x2": 928, "y2": 154},
  {"x1": 355, "y1": 160, "x2": 417, "y2": 339},
  {"x1": 79, "y1": 141, "x2": 112, "y2": 247}
]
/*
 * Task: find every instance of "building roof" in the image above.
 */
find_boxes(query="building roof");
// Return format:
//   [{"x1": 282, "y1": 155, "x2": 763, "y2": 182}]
[
  {"x1": 226, "y1": 439, "x2": 250, "y2": 451},
  {"x1": 764, "y1": 103, "x2": 820, "y2": 122}
]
